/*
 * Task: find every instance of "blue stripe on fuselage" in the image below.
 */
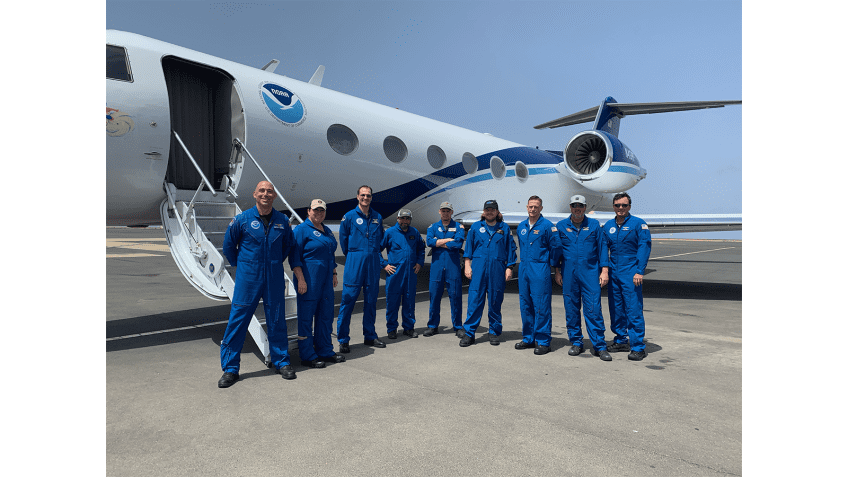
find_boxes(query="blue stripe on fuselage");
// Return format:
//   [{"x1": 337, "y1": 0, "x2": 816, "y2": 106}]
[{"x1": 297, "y1": 147, "x2": 562, "y2": 220}]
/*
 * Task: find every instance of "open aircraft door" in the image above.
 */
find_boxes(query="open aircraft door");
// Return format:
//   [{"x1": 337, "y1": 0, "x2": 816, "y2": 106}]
[{"x1": 157, "y1": 56, "x2": 298, "y2": 366}]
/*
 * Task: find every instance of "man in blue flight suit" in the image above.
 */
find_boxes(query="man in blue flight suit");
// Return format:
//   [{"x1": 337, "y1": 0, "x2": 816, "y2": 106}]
[
  {"x1": 218, "y1": 181, "x2": 296, "y2": 388},
  {"x1": 601, "y1": 192, "x2": 652, "y2": 361},
  {"x1": 553, "y1": 195, "x2": 612, "y2": 361},
  {"x1": 425, "y1": 202, "x2": 465, "y2": 337},
  {"x1": 381, "y1": 209, "x2": 426, "y2": 339},
  {"x1": 336, "y1": 185, "x2": 386, "y2": 353},
  {"x1": 460, "y1": 200, "x2": 517, "y2": 347},
  {"x1": 515, "y1": 195, "x2": 558, "y2": 355}
]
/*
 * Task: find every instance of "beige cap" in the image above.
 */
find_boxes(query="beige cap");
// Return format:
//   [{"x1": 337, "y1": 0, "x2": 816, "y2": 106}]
[
  {"x1": 439, "y1": 201, "x2": 453, "y2": 211},
  {"x1": 310, "y1": 199, "x2": 327, "y2": 210}
]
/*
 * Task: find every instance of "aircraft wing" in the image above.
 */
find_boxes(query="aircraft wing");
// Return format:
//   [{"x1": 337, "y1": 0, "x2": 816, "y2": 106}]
[{"x1": 453, "y1": 212, "x2": 741, "y2": 234}]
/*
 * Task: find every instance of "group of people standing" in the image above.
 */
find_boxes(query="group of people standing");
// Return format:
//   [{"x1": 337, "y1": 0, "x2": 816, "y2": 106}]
[{"x1": 217, "y1": 182, "x2": 651, "y2": 388}]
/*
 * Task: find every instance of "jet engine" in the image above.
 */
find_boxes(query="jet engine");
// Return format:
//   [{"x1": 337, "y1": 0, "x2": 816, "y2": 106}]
[{"x1": 562, "y1": 130, "x2": 646, "y2": 193}]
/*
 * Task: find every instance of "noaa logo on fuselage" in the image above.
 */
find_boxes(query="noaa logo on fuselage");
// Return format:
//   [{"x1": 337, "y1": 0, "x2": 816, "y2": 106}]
[{"x1": 260, "y1": 83, "x2": 306, "y2": 126}]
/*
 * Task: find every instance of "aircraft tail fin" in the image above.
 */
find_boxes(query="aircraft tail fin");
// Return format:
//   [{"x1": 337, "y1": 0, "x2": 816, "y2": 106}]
[{"x1": 533, "y1": 98, "x2": 742, "y2": 135}]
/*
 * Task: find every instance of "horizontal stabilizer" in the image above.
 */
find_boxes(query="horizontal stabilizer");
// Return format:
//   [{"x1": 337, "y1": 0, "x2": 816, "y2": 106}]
[
  {"x1": 453, "y1": 211, "x2": 741, "y2": 235},
  {"x1": 534, "y1": 100, "x2": 742, "y2": 130}
]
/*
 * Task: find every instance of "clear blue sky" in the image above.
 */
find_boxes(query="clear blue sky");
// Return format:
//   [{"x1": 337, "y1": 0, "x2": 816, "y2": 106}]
[{"x1": 106, "y1": 0, "x2": 742, "y2": 237}]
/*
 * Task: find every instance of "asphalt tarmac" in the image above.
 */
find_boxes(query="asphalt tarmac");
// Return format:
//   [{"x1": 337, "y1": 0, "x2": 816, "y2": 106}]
[{"x1": 107, "y1": 227, "x2": 742, "y2": 476}]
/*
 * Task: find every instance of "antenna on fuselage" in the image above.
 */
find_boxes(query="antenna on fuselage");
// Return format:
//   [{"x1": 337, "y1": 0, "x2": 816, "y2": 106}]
[
  {"x1": 261, "y1": 59, "x2": 280, "y2": 73},
  {"x1": 308, "y1": 65, "x2": 325, "y2": 86}
]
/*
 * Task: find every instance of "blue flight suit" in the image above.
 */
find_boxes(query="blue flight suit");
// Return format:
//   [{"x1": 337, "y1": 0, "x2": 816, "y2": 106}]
[
  {"x1": 290, "y1": 219, "x2": 338, "y2": 361},
  {"x1": 462, "y1": 220, "x2": 517, "y2": 338},
  {"x1": 221, "y1": 206, "x2": 294, "y2": 373},
  {"x1": 601, "y1": 215, "x2": 652, "y2": 352},
  {"x1": 381, "y1": 223, "x2": 426, "y2": 333},
  {"x1": 516, "y1": 216, "x2": 557, "y2": 347},
  {"x1": 553, "y1": 216, "x2": 609, "y2": 351},
  {"x1": 426, "y1": 220, "x2": 465, "y2": 332},
  {"x1": 336, "y1": 207, "x2": 384, "y2": 344}
]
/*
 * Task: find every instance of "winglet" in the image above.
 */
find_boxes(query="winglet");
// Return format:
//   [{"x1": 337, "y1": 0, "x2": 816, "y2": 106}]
[
  {"x1": 308, "y1": 65, "x2": 325, "y2": 86},
  {"x1": 261, "y1": 59, "x2": 280, "y2": 73}
]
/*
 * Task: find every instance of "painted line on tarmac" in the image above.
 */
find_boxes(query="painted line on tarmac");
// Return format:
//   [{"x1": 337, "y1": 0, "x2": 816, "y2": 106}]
[
  {"x1": 106, "y1": 287, "x2": 444, "y2": 342},
  {"x1": 652, "y1": 246, "x2": 735, "y2": 260},
  {"x1": 106, "y1": 253, "x2": 166, "y2": 258},
  {"x1": 107, "y1": 318, "x2": 249, "y2": 341}
]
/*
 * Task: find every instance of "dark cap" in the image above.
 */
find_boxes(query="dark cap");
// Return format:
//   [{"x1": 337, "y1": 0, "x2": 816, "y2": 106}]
[{"x1": 483, "y1": 200, "x2": 498, "y2": 210}]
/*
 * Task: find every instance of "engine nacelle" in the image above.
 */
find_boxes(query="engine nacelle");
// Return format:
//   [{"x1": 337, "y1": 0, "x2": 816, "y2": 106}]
[{"x1": 563, "y1": 130, "x2": 646, "y2": 193}]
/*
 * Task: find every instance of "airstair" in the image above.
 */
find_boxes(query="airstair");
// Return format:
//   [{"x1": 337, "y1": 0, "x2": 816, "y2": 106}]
[{"x1": 160, "y1": 132, "x2": 303, "y2": 367}]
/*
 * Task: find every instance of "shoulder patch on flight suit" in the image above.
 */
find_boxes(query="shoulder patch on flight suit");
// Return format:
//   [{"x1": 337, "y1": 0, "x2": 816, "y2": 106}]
[
  {"x1": 229, "y1": 218, "x2": 235, "y2": 226},
  {"x1": 642, "y1": 224, "x2": 649, "y2": 230},
  {"x1": 341, "y1": 216, "x2": 346, "y2": 221}
]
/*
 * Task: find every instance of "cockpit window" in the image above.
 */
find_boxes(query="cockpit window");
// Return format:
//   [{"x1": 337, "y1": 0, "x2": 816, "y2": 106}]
[{"x1": 107, "y1": 45, "x2": 132, "y2": 82}]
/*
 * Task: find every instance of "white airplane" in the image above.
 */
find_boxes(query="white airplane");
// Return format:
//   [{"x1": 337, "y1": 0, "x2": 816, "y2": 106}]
[{"x1": 106, "y1": 30, "x2": 740, "y2": 362}]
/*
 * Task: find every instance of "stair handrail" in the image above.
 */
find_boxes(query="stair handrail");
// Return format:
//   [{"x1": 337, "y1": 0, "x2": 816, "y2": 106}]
[
  {"x1": 173, "y1": 131, "x2": 218, "y2": 197},
  {"x1": 233, "y1": 137, "x2": 304, "y2": 224}
]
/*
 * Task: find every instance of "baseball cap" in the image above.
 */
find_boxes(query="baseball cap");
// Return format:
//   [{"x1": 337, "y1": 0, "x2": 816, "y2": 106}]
[
  {"x1": 439, "y1": 201, "x2": 453, "y2": 211},
  {"x1": 483, "y1": 200, "x2": 498, "y2": 210},
  {"x1": 397, "y1": 209, "x2": 412, "y2": 218},
  {"x1": 310, "y1": 199, "x2": 327, "y2": 210},
  {"x1": 569, "y1": 195, "x2": 587, "y2": 205}
]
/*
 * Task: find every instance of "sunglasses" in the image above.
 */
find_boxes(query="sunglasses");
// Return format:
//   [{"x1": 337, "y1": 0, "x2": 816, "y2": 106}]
[
  {"x1": 570, "y1": 204, "x2": 585, "y2": 208},
  {"x1": 613, "y1": 203, "x2": 630, "y2": 208}
]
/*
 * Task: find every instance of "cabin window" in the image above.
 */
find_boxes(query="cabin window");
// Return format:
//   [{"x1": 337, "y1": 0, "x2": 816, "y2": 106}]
[
  {"x1": 327, "y1": 124, "x2": 359, "y2": 156},
  {"x1": 383, "y1": 136, "x2": 407, "y2": 163},
  {"x1": 490, "y1": 156, "x2": 505, "y2": 180},
  {"x1": 515, "y1": 161, "x2": 529, "y2": 183},
  {"x1": 427, "y1": 145, "x2": 446, "y2": 169},
  {"x1": 106, "y1": 45, "x2": 132, "y2": 82},
  {"x1": 462, "y1": 152, "x2": 477, "y2": 174}
]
